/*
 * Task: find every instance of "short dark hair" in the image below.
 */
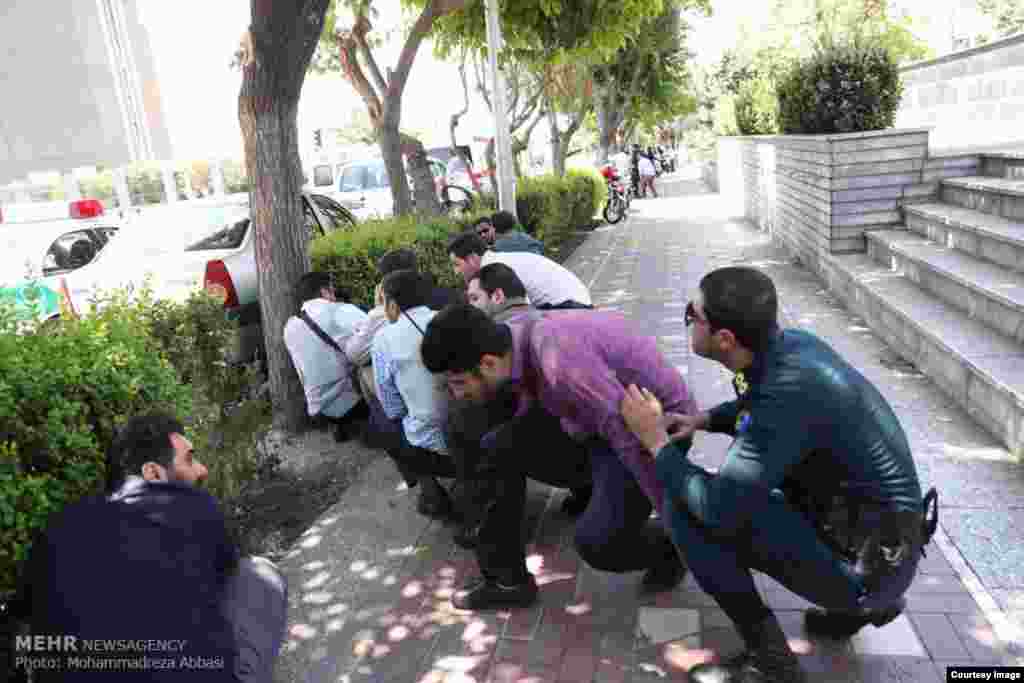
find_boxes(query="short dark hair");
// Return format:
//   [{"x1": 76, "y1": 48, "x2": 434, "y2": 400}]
[
  {"x1": 381, "y1": 269, "x2": 431, "y2": 312},
  {"x1": 378, "y1": 249, "x2": 418, "y2": 277},
  {"x1": 473, "y1": 262, "x2": 526, "y2": 300},
  {"x1": 490, "y1": 211, "x2": 518, "y2": 235},
  {"x1": 470, "y1": 216, "x2": 492, "y2": 231},
  {"x1": 421, "y1": 303, "x2": 513, "y2": 374},
  {"x1": 296, "y1": 272, "x2": 332, "y2": 303},
  {"x1": 448, "y1": 231, "x2": 488, "y2": 260},
  {"x1": 698, "y1": 266, "x2": 778, "y2": 352},
  {"x1": 106, "y1": 413, "x2": 185, "y2": 491}
]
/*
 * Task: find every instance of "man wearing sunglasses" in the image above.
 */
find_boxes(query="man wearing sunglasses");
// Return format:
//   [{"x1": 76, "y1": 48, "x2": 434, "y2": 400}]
[{"x1": 621, "y1": 266, "x2": 936, "y2": 683}]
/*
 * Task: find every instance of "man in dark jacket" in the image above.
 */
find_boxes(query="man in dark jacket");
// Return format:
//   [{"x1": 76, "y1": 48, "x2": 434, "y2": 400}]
[
  {"x1": 620, "y1": 267, "x2": 936, "y2": 683},
  {"x1": 16, "y1": 414, "x2": 287, "y2": 682},
  {"x1": 490, "y1": 211, "x2": 544, "y2": 256}
]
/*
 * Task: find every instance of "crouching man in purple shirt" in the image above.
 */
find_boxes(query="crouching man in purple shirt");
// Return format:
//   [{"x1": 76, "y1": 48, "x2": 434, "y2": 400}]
[{"x1": 421, "y1": 304, "x2": 697, "y2": 610}]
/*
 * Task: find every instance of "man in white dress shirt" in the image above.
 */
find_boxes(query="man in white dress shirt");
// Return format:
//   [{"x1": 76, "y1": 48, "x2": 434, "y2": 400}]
[
  {"x1": 283, "y1": 272, "x2": 369, "y2": 441},
  {"x1": 447, "y1": 232, "x2": 592, "y2": 310}
]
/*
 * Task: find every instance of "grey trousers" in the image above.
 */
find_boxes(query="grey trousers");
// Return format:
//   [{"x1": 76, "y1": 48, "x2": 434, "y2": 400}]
[{"x1": 221, "y1": 557, "x2": 289, "y2": 683}]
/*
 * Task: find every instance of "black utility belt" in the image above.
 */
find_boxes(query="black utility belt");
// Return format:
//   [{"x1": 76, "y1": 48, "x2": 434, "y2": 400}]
[{"x1": 813, "y1": 488, "x2": 939, "y2": 592}]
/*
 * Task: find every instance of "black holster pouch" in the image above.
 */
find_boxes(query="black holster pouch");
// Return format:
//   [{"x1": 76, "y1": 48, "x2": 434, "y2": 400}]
[{"x1": 787, "y1": 481, "x2": 940, "y2": 596}]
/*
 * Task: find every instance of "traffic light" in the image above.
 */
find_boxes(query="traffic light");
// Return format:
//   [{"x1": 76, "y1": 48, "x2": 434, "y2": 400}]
[{"x1": 313, "y1": 129, "x2": 323, "y2": 149}]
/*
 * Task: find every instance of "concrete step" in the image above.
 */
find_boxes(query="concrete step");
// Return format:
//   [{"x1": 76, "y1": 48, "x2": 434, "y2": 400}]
[
  {"x1": 941, "y1": 176, "x2": 1024, "y2": 221},
  {"x1": 903, "y1": 203, "x2": 1024, "y2": 275},
  {"x1": 980, "y1": 151, "x2": 1024, "y2": 181},
  {"x1": 865, "y1": 228, "x2": 1024, "y2": 343},
  {"x1": 829, "y1": 252, "x2": 1024, "y2": 460}
]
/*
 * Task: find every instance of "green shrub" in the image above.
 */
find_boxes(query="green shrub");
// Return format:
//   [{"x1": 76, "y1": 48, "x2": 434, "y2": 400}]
[
  {"x1": 310, "y1": 212, "x2": 485, "y2": 308},
  {"x1": 0, "y1": 290, "x2": 192, "y2": 594},
  {"x1": 137, "y1": 288, "x2": 270, "y2": 504},
  {"x1": 565, "y1": 168, "x2": 608, "y2": 228},
  {"x1": 735, "y1": 74, "x2": 781, "y2": 135},
  {"x1": 776, "y1": 42, "x2": 903, "y2": 135}
]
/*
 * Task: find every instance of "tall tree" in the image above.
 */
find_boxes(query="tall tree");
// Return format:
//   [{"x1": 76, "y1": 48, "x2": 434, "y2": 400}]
[
  {"x1": 314, "y1": 0, "x2": 470, "y2": 216},
  {"x1": 472, "y1": 53, "x2": 546, "y2": 177},
  {"x1": 977, "y1": 0, "x2": 1024, "y2": 39},
  {"x1": 543, "y1": 62, "x2": 594, "y2": 176},
  {"x1": 238, "y1": 0, "x2": 330, "y2": 432},
  {"x1": 592, "y1": 0, "x2": 708, "y2": 162}
]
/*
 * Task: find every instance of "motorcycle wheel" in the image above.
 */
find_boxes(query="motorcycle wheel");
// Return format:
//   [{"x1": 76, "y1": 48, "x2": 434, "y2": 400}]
[{"x1": 603, "y1": 197, "x2": 625, "y2": 224}]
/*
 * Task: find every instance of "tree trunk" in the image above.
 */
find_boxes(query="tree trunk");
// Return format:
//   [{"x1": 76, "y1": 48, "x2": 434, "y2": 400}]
[
  {"x1": 403, "y1": 134, "x2": 440, "y2": 215},
  {"x1": 239, "y1": 6, "x2": 325, "y2": 433},
  {"x1": 547, "y1": 108, "x2": 566, "y2": 177},
  {"x1": 378, "y1": 123, "x2": 411, "y2": 216}
]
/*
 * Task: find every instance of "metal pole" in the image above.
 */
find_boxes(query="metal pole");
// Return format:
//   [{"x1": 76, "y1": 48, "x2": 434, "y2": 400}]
[{"x1": 484, "y1": 0, "x2": 517, "y2": 218}]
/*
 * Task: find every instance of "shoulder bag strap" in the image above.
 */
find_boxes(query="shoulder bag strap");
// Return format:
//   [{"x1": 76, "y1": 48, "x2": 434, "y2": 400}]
[{"x1": 299, "y1": 310, "x2": 344, "y2": 354}]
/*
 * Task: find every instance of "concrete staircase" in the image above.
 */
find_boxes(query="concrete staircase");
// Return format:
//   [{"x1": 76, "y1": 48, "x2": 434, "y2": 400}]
[{"x1": 829, "y1": 151, "x2": 1024, "y2": 459}]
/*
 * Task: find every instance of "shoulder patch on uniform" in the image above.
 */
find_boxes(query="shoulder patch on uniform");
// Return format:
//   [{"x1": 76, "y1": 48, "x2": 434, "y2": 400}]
[{"x1": 736, "y1": 410, "x2": 752, "y2": 433}]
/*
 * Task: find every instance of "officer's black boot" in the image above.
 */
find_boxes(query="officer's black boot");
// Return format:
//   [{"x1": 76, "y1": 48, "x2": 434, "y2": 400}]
[
  {"x1": 803, "y1": 597, "x2": 905, "y2": 639},
  {"x1": 689, "y1": 613, "x2": 807, "y2": 683}
]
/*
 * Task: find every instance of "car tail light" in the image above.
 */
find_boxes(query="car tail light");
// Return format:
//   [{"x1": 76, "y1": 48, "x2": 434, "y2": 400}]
[
  {"x1": 203, "y1": 260, "x2": 239, "y2": 308},
  {"x1": 69, "y1": 199, "x2": 104, "y2": 219}
]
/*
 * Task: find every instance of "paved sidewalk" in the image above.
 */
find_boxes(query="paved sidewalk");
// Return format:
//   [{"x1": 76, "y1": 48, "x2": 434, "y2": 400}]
[{"x1": 274, "y1": 171, "x2": 1023, "y2": 682}]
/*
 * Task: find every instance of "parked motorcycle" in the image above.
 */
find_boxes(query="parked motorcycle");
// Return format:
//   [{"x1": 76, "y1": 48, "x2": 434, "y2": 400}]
[{"x1": 600, "y1": 164, "x2": 631, "y2": 224}]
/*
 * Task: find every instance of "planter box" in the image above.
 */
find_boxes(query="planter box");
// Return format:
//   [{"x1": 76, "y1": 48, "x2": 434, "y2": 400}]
[{"x1": 717, "y1": 128, "x2": 930, "y2": 260}]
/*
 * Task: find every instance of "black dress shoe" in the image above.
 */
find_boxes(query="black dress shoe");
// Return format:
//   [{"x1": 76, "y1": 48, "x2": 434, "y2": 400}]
[
  {"x1": 690, "y1": 614, "x2": 807, "y2": 683},
  {"x1": 417, "y1": 477, "x2": 454, "y2": 519},
  {"x1": 561, "y1": 485, "x2": 593, "y2": 517},
  {"x1": 452, "y1": 575, "x2": 538, "y2": 611},
  {"x1": 803, "y1": 597, "x2": 905, "y2": 639}
]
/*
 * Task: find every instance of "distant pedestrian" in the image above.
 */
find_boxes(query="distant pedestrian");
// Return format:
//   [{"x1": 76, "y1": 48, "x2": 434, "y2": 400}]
[{"x1": 638, "y1": 154, "x2": 658, "y2": 198}]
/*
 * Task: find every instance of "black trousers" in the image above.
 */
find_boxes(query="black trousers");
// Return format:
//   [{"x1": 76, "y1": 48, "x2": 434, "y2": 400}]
[{"x1": 473, "y1": 403, "x2": 675, "y2": 585}]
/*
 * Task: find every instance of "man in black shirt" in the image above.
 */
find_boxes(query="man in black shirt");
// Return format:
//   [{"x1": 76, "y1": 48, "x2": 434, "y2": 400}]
[{"x1": 17, "y1": 414, "x2": 288, "y2": 682}]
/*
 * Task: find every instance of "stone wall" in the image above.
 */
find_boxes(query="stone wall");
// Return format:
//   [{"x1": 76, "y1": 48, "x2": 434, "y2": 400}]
[
  {"x1": 718, "y1": 128, "x2": 930, "y2": 276},
  {"x1": 895, "y1": 33, "x2": 1024, "y2": 153}
]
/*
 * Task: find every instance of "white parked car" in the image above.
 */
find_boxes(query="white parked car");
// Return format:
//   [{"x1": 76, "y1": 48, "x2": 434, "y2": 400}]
[
  {"x1": 0, "y1": 199, "x2": 122, "y2": 320},
  {"x1": 331, "y1": 156, "x2": 474, "y2": 219}
]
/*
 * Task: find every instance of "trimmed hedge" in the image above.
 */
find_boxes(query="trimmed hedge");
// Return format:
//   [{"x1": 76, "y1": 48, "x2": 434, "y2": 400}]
[
  {"x1": 516, "y1": 171, "x2": 605, "y2": 256},
  {"x1": 735, "y1": 73, "x2": 780, "y2": 135},
  {"x1": 776, "y1": 42, "x2": 903, "y2": 135}
]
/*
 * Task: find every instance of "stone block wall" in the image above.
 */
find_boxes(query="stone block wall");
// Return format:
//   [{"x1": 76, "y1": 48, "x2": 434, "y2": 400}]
[
  {"x1": 717, "y1": 128, "x2": 930, "y2": 276},
  {"x1": 895, "y1": 33, "x2": 1024, "y2": 153}
]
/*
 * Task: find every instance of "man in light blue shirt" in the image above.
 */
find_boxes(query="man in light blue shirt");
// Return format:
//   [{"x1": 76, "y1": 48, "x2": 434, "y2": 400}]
[{"x1": 372, "y1": 269, "x2": 458, "y2": 518}]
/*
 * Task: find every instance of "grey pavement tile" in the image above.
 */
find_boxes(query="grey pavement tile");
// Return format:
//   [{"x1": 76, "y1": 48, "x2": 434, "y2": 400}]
[
  {"x1": 906, "y1": 592, "x2": 985, "y2": 614},
  {"x1": 908, "y1": 613, "x2": 972, "y2": 660},
  {"x1": 908, "y1": 573, "x2": 973, "y2": 595},
  {"x1": 950, "y1": 612, "x2": 1014, "y2": 663},
  {"x1": 941, "y1": 509, "x2": 1024, "y2": 588},
  {"x1": 854, "y1": 656, "x2": 943, "y2": 683},
  {"x1": 851, "y1": 615, "x2": 928, "y2": 658}
]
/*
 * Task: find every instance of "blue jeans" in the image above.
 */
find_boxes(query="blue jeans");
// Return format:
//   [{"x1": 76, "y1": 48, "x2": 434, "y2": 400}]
[{"x1": 663, "y1": 489, "x2": 919, "y2": 627}]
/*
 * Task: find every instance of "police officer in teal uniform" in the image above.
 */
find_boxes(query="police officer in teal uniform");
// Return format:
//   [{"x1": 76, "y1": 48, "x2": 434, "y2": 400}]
[{"x1": 621, "y1": 266, "x2": 937, "y2": 683}]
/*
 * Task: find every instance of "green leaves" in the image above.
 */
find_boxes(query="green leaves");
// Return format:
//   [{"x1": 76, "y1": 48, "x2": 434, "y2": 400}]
[{"x1": 776, "y1": 41, "x2": 903, "y2": 134}]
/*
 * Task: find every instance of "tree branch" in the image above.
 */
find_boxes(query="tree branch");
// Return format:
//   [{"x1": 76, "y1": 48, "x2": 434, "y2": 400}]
[
  {"x1": 353, "y1": 19, "x2": 388, "y2": 95},
  {"x1": 388, "y1": 0, "x2": 469, "y2": 102},
  {"x1": 473, "y1": 53, "x2": 493, "y2": 113},
  {"x1": 510, "y1": 80, "x2": 543, "y2": 132},
  {"x1": 338, "y1": 12, "x2": 383, "y2": 125}
]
